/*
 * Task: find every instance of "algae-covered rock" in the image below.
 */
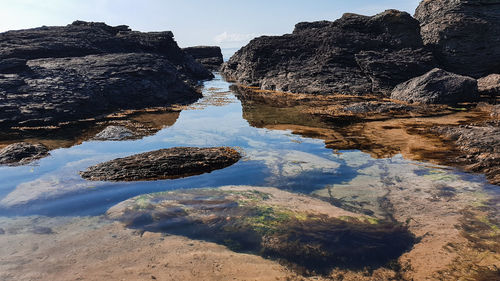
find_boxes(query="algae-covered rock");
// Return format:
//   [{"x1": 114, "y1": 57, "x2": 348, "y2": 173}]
[{"x1": 107, "y1": 186, "x2": 416, "y2": 273}]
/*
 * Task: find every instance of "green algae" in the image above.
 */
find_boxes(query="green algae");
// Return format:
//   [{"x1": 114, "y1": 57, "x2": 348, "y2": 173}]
[{"x1": 109, "y1": 188, "x2": 416, "y2": 274}]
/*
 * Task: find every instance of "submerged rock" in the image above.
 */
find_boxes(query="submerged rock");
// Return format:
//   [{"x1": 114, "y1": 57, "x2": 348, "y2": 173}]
[
  {"x1": 80, "y1": 147, "x2": 242, "y2": 181},
  {"x1": 107, "y1": 187, "x2": 416, "y2": 273},
  {"x1": 433, "y1": 120, "x2": 500, "y2": 185},
  {"x1": 415, "y1": 0, "x2": 500, "y2": 78},
  {"x1": 0, "y1": 21, "x2": 213, "y2": 129},
  {"x1": 183, "y1": 46, "x2": 223, "y2": 71},
  {"x1": 391, "y1": 68, "x2": 478, "y2": 104},
  {"x1": 0, "y1": 142, "x2": 49, "y2": 165},
  {"x1": 93, "y1": 126, "x2": 136, "y2": 141},
  {"x1": 222, "y1": 10, "x2": 436, "y2": 95}
]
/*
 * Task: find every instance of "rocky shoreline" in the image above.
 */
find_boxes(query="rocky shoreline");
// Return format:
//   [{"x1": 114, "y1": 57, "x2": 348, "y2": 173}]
[
  {"x1": 222, "y1": 0, "x2": 499, "y2": 186},
  {"x1": 0, "y1": 21, "x2": 213, "y2": 130}
]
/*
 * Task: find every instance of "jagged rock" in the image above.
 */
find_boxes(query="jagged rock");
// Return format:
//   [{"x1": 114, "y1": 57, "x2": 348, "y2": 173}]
[
  {"x1": 415, "y1": 0, "x2": 500, "y2": 78},
  {"x1": 0, "y1": 53, "x2": 201, "y2": 128},
  {"x1": 477, "y1": 74, "x2": 500, "y2": 96},
  {"x1": 0, "y1": 21, "x2": 213, "y2": 129},
  {"x1": 433, "y1": 120, "x2": 500, "y2": 185},
  {"x1": 391, "y1": 68, "x2": 478, "y2": 104},
  {"x1": 80, "y1": 147, "x2": 242, "y2": 181},
  {"x1": 0, "y1": 142, "x2": 49, "y2": 165},
  {"x1": 222, "y1": 10, "x2": 436, "y2": 95},
  {"x1": 93, "y1": 126, "x2": 136, "y2": 141},
  {"x1": 355, "y1": 48, "x2": 436, "y2": 94},
  {"x1": 183, "y1": 46, "x2": 223, "y2": 71}
]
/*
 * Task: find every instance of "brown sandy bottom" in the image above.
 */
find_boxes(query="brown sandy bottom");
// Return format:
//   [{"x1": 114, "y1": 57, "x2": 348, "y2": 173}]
[{"x1": 1, "y1": 186, "x2": 497, "y2": 281}]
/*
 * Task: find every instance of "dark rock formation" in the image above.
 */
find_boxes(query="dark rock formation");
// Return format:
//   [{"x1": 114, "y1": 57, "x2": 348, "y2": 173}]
[
  {"x1": 183, "y1": 46, "x2": 223, "y2": 71},
  {"x1": 93, "y1": 126, "x2": 136, "y2": 141},
  {"x1": 0, "y1": 21, "x2": 213, "y2": 129},
  {"x1": 0, "y1": 142, "x2": 49, "y2": 165},
  {"x1": 80, "y1": 147, "x2": 241, "y2": 181},
  {"x1": 222, "y1": 10, "x2": 436, "y2": 95},
  {"x1": 415, "y1": 0, "x2": 500, "y2": 78},
  {"x1": 391, "y1": 68, "x2": 479, "y2": 104},
  {"x1": 433, "y1": 120, "x2": 500, "y2": 185},
  {"x1": 478, "y1": 74, "x2": 500, "y2": 97}
]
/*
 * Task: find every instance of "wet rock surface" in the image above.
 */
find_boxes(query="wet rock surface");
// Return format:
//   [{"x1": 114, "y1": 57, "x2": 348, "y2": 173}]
[
  {"x1": 222, "y1": 10, "x2": 436, "y2": 95},
  {"x1": 80, "y1": 147, "x2": 242, "y2": 181},
  {"x1": 0, "y1": 21, "x2": 213, "y2": 130},
  {"x1": 107, "y1": 187, "x2": 416, "y2": 274},
  {"x1": 183, "y1": 46, "x2": 223, "y2": 71},
  {"x1": 391, "y1": 68, "x2": 479, "y2": 104},
  {"x1": 0, "y1": 142, "x2": 49, "y2": 165},
  {"x1": 433, "y1": 120, "x2": 500, "y2": 185},
  {"x1": 415, "y1": 0, "x2": 500, "y2": 78}
]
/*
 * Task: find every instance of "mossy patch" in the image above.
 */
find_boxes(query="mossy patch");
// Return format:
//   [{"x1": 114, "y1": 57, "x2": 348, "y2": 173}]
[{"x1": 109, "y1": 188, "x2": 416, "y2": 275}]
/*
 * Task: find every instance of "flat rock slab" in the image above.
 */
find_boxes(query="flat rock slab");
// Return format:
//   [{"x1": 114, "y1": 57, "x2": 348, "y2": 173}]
[
  {"x1": 0, "y1": 142, "x2": 49, "y2": 165},
  {"x1": 80, "y1": 147, "x2": 242, "y2": 181}
]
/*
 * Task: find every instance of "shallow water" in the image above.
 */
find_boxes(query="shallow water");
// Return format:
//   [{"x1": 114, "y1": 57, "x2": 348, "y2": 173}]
[{"x1": 0, "y1": 74, "x2": 498, "y2": 279}]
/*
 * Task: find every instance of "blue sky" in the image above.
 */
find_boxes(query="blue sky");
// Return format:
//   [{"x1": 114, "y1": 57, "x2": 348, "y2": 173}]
[{"x1": 0, "y1": 0, "x2": 421, "y2": 48}]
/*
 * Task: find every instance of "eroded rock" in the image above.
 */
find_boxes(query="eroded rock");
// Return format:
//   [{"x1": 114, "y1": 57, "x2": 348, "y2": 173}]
[
  {"x1": 478, "y1": 74, "x2": 500, "y2": 97},
  {"x1": 0, "y1": 21, "x2": 213, "y2": 130},
  {"x1": 415, "y1": 0, "x2": 500, "y2": 78},
  {"x1": 183, "y1": 46, "x2": 223, "y2": 71},
  {"x1": 80, "y1": 147, "x2": 242, "y2": 181},
  {"x1": 0, "y1": 142, "x2": 49, "y2": 165},
  {"x1": 222, "y1": 10, "x2": 436, "y2": 95},
  {"x1": 391, "y1": 68, "x2": 479, "y2": 104}
]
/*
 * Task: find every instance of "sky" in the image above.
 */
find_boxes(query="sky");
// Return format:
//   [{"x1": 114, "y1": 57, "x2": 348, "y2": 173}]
[{"x1": 0, "y1": 0, "x2": 421, "y2": 49}]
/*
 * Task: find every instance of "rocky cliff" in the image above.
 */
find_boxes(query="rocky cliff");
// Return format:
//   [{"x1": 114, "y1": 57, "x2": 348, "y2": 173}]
[
  {"x1": 415, "y1": 0, "x2": 500, "y2": 78},
  {"x1": 183, "y1": 46, "x2": 223, "y2": 71},
  {"x1": 0, "y1": 21, "x2": 213, "y2": 129},
  {"x1": 222, "y1": 10, "x2": 436, "y2": 95}
]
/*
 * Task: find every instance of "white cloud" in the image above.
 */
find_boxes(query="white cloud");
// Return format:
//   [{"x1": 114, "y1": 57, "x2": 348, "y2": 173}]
[{"x1": 214, "y1": 32, "x2": 260, "y2": 43}]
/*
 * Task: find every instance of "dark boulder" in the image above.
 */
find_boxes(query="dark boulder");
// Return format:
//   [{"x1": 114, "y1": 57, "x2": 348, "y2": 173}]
[
  {"x1": 80, "y1": 147, "x2": 242, "y2": 181},
  {"x1": 183, "y1": 46, "x2": 223, "y2": 71},
  {"x1": 478, "y1": 74, "x2": 500, "y2": 97},
  {"x1": 0, "y1": 142, "x2": 49, "y2": 165},
  {"x1": 415, "y1": 0, "x2": 500, "y2": 78},
  {"x1": 391, "y1": 68, "x2": 479, "y2": 104},
  {"x1": 222, "y1": 10, "x2": 436, "y2": 95},
  {"x1": 0, "y1": 21, "x2": 213, "y2": 129}
]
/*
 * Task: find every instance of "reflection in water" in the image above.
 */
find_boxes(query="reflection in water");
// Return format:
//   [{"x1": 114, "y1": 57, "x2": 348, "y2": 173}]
[
  {"x1": 233, "y1": 85, "x2": 491, "y2": 164},
  {"x1": 0, "y1": 109, "x2": 181, "y2": 150},
  {"x1": 0, "y1": 74, "x2": 498, "y2": 279}
]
